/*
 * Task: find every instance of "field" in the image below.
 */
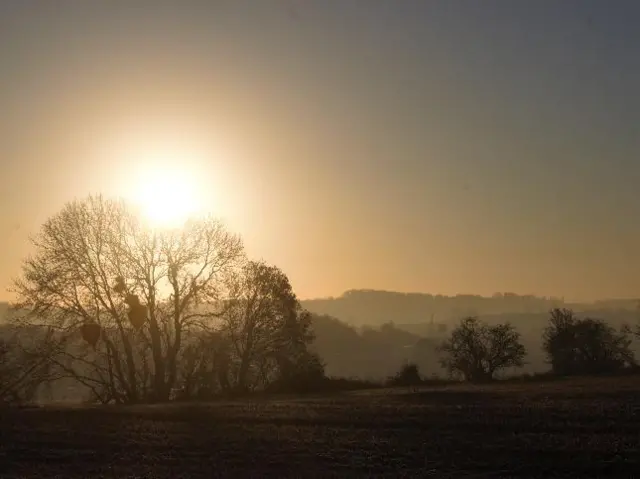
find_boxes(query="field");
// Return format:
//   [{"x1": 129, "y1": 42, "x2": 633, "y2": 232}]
[{"x1": 2, "y1": 376, "x2": 639, "y2": 478}]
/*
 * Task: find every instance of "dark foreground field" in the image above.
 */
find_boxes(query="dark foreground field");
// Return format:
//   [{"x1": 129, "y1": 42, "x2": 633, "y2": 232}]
[{"x1": 2, "y1": 376, "x2": 639, "y2": 478}]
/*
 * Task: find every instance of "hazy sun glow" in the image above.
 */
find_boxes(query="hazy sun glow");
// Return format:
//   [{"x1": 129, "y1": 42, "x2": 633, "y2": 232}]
[
  {"x1": 114, "y1": 136, "x2": 216, "y2": 228},
  {"x1": 134, "y1": 167, "x2": 203, "y2": 227}
]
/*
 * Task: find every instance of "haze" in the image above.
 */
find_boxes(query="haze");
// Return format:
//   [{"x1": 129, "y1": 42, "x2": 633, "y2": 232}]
[{"x1": 1, "y1": 0, "x2": 639, "y2": 302}]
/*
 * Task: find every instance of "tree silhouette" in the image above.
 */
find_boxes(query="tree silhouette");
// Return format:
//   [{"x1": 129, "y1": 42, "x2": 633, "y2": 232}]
[
  {"x1": 438, "y1": 317, "x2": 525, "y2": 382},
  {"x1": 219, "y1": 260, "x2": 319, "y2": 392},
  {"x1": 169, "y1": 261, "x2": 321, "y2": 397},
  {"x1": 543, "y1": 308, "x2": 635, "y2": 376},
  {"x1": 12, "y1": 195, "x2": 244, "y2": 403}
]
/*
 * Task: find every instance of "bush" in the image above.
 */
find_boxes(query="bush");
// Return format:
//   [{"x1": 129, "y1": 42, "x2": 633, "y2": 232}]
[
  {"x1": 387, "y1": 362, "x2": 422, "y2": 387},
  {"x1": 0, "y1": 332, "x2": 54, "y2": 406},
  {"x1": 265, "y1": 353, "x2": 328, "y2": 394}
]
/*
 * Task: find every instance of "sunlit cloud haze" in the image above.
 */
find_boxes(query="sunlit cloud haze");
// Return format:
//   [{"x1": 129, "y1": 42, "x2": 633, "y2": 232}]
[{"x1": 1, "y1": 1, "x2": 639, "y2": 302}]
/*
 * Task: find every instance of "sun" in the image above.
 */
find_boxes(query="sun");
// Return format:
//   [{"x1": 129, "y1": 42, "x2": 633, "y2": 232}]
[
  {"x1": 106, "y1": 130, "x2": 230, "y2": 228},
  {"x1": 121, "y1": 142, "x2": 211, "y2": 228},
  {"x1": 134, "y1": 167, "x2": 202, "y2": 228}
]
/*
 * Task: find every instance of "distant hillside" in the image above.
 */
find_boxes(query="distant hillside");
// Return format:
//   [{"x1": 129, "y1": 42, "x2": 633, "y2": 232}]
[
  {"x1": 5, "y1": 291, "x2": 638, "y2": 329},
  {"x1": 307, "y1": 298, "x2": 640, "y2": 378},
  {"x1": 301, "y1": 289, "x2": 639, "y2": 327}
]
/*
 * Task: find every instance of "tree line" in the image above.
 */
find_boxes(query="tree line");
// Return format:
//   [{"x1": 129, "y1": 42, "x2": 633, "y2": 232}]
[{"x1": 2, "y1": 195, "x2": 639, "y2": 404}]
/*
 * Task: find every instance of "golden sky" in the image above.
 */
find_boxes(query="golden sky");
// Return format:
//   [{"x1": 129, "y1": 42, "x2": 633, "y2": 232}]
[{"x1": 1, "y1": 2, "x2": 639, "y2": 302}]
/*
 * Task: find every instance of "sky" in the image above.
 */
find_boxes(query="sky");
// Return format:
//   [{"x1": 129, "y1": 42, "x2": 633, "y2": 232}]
[{"x1": 1, "y1": 0, "x2": 639, "y2": 302}]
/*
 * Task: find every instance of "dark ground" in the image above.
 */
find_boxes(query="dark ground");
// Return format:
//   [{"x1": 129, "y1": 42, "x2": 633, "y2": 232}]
[{"x1": 2, "y1": 376, "x2": 639, "y2": 478}]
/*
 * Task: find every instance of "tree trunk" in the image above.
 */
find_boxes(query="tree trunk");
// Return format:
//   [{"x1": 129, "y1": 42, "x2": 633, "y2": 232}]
[
  {"x1": 236, "y1": 329, "x2": 254, "y2": 391},
  {"x1": 165, "y1": 312, "x2": 182, "y2": 399},
  {"x1": 147, "y1": 318, "x2": 166, "y2": 402}
]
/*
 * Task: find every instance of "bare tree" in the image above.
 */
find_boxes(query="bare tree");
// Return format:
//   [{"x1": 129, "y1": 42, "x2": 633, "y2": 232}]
[
  {"x1": 438, "y1": 317, "x2": 526, "y2": 382},
  {"x1": 216, "y1": 260, "x2": 317, "y2": 392},
  {"x1": 12, "y1": 195, "x2": 244, "y2": 403}
]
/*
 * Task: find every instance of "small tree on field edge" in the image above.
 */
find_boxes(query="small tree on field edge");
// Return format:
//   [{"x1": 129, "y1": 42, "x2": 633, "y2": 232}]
[{"x1": 438, "y1": 317, "x2": 526, "y2": 382}]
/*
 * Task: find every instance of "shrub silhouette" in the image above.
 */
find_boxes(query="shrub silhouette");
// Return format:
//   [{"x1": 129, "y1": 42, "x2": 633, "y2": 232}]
[
  {"x1": 387, "y1": 361, "x2": 422, "y2": 387},
  {"x1": 265, "y1": 352, "x2": 327, "y2": 394}
]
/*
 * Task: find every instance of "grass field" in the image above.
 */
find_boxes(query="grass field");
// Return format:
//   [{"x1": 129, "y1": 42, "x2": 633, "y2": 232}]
[{"x1": 2, "y1": 376, "x2": 639, "y2": 478}]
